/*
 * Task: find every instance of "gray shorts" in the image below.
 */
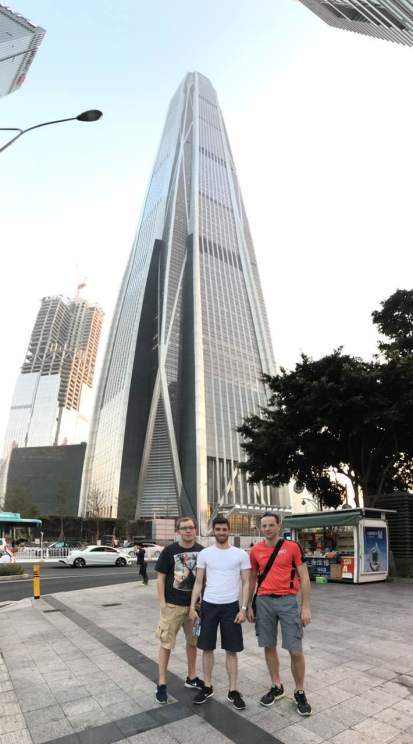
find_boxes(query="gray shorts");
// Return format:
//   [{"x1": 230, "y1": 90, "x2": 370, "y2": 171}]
[{"x1": 255, "y1": 595, "x2": 303, "y2": 652}]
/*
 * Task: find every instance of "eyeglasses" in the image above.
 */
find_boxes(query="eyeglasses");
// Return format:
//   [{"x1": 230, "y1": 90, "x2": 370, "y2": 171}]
[{"x1": 180, "y1": 526, "x2": 195, "y2": 530}]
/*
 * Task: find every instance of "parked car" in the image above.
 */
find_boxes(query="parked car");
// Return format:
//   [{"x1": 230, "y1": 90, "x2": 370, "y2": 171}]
[
  {"x1": 47, "y1": 540, "x2": 84, "y2": 551},
  {"x1": 59, "y1": 545, "x2": 133, "y2": 568},
  {"x1": 122, "y1": 541, "x2": 164, "y2": 561}
]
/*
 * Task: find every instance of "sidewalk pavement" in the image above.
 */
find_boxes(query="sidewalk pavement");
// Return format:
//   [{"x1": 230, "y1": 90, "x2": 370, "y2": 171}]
[{"x1": 1, "y1": 580, "x2": 413, "y2": 744}]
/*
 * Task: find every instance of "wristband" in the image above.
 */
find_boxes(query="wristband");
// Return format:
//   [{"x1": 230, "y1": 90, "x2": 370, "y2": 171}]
[{"x1": 241, "y1": 605, "x2": 248, "y2": 612}]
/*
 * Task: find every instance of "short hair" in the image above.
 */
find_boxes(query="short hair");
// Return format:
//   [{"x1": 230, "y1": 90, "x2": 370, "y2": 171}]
[
  {"x1": 212, "y1": 516, "x2": 230, "y2": 529},
  {"x1": 260, "y1": 511, "x2": 280, "y2": 524},
  {"x1": 176, "y1": 516, "x2": 197, "y2": 530}
]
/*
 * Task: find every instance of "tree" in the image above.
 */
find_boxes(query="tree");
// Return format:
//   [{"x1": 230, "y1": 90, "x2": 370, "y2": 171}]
[
  {"x1": 87, "y1": 486, "x2": 106, "y2": 542},
  {"x1": 372, "y1": 289, "x2": 413, "y2": 359},
  {"x1": 238, "y1": 344, "x2": 413, "y2": 508}
]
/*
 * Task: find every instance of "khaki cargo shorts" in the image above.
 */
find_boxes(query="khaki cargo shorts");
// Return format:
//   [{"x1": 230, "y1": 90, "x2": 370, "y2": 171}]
[{"x1": 156, "y1": 603, "x2": 197, "y2": 650}]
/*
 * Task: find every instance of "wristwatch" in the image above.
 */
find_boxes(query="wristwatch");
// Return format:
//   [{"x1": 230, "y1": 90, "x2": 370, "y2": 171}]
[{"x1": 241, "y1": 605, "x2": 248, "y2": 612}]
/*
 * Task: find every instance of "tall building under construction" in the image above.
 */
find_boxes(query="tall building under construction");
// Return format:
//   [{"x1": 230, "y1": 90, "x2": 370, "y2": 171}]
[{"x1": 2, "y1": 292, "x2": 103, "y2": 455}]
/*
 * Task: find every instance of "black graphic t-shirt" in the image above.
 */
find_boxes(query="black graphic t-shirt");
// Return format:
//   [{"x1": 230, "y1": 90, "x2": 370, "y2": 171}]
[{"x1": 155, "y1": 542, "x2": 204, "y2": 606}]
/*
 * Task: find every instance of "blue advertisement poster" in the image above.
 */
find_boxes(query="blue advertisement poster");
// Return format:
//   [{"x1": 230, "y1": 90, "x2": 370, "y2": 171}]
[{"x1": 363, "y1": 526, "x2": 388, "y2": 573}]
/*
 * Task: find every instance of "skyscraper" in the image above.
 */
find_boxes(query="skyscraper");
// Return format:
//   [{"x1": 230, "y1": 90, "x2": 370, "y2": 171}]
[
  {"x1": 0, "y1": 4, "x2": 45, "y2": 97},
  {"x1": 298, "y1": 1, "x2": 413, "y2": 45},
  {"x1": 2, "y1": 292, "x2": 103, "y2": 455},
  {"x1": 79, "y1": 72, "x2": 290, "y2": 534}
]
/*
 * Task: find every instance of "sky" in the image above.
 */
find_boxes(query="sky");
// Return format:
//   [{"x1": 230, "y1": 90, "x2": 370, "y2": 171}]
[{"x1": 1, "y1": 0, "x2": 412, "y2": 444}]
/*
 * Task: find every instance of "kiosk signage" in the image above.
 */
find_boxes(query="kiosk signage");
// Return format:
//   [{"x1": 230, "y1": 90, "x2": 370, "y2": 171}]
[{"x1": 363, "y1": 525, "x2": 388, "y2": 573}]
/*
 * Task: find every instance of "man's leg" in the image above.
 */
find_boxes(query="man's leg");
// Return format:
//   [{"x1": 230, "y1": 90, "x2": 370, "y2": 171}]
[
  {"x1": 225, "y1": 651, "x2": 238, "y2": 691},
  {"x1": 290, "y1": 650, "x2": 305, "y2": 691},
  {"x1": 158, "y1": 646, "x2": 171, "y2": 685},
  {"x1": 264, "y1": 646, "x2": 282, "y2": 687},
  {"x1": 203, "y1": 650, "x2": 214, "y2": 687},
  {"x1": 186, "y1": 643, "x2": 197, "y2": 680}
]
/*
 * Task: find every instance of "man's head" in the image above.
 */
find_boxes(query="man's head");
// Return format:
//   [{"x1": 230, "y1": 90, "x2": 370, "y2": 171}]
[
  {"x1": 176, "y1": 517, "x2": 197, "y2": 543},
  {"x1": 260, "y1": 512, "x2": 281, "y2": 541},
  {"x1": 212, "y1": 516, "x2": 230, "y2": 544}
]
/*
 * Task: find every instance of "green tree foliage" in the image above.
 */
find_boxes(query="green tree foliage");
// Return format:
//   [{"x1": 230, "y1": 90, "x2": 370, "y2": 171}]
[
  {"x1": 239, "y1": 291, "x2": 413, "y2": 508},
  {"x1": 372, "y1": 289, "x2": 413, "y2": 358}
]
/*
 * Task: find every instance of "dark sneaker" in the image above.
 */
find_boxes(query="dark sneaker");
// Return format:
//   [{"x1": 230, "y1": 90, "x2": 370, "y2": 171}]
[
  {"x1": 185, "y1": 676, "x2": 204, "y2": 689},
  {"x1": 227, "y1": 690, "x2": 246, "y2": 710},
  {"x1": 294, "y1": 690, "x2": 312, "y2": 716},
  {"x1": 155, "y1": 684, "x2": 168, "y2": 705},
  {"x1": 260, "y1": 684, "x2": 285, "y2": 707},
  {"x1": 193, "y1": 685, "x2": 214, "y2": 704}
]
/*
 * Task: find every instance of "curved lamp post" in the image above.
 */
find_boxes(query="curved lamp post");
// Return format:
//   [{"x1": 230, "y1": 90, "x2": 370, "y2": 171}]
[{"x1": 0, "y1": 109, "x2": 102, "y2": 154}]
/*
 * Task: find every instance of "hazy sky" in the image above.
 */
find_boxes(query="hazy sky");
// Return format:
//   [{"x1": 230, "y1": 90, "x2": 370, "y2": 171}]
[{"x1": 1, "y1": 0, "x2": 412, "y2": 444}]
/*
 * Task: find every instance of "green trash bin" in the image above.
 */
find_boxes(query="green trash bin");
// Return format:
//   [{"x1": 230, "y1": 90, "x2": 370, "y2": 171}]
[{"x1": 315, "y1": 576, "x2": 328, "y2": 584}]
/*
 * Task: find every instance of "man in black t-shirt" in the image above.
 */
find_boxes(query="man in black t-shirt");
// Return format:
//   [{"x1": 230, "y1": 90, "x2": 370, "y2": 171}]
[{"x1": 154, "y1": 516, "x2": 204, "y2": 705}]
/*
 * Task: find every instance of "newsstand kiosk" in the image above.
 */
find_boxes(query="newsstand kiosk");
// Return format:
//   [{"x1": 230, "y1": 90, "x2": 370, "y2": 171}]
[{"x1": 283, "y1": 508, "x2": 395, "y2": 584}]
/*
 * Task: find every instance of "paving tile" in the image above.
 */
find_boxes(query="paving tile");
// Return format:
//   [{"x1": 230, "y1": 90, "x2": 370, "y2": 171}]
[
  {"x1": 53, "y1": 685, "x2": 90, "y2": 704},
  {"x1": 328, "y1": 731, "x2": 369, "y2": 743},
  {"x1": 24, "y1": 703, "x2": 65, "y2": 729},
  {"x1": 276, "y1": 722, "x2": 324, "y2": 743},
  {"x1": 373, "y1": 707, "x2": 413, "y2": 731},
  {"x1": 67, "y1": 708, "x2": 110, "y2": 733},
  {"x1": 354, "y1": 716, "x2": 402, "y2": 742},
  {"x1": 379, "y1": 682, "x2": 411, "y2": 699},
  {"x1": 0, "y1": 729, "x2": 33, "y2": 744},
  {"x1": 0, "y1": 703, "x2": 20, "y2": 717},
  {"x1": 28, "y1": 718, "x2": 75, "y2": 744},
  {"x1": 62, "y1": 697, "x2": 103, "y2": 718},
  {"x1": 393, "y1": 699, "x2": 413, "y2": 717},
  {"x1": 16, "y1": 688, "x2": 56, "y2": 713},
  {"x1": 100, "y1": 699, "x2": 143, "y2": 722},
  {"x1": 0, "y1": 715, "x2": 27, "y2": 736},
  {"x1": 300, "y1": 710, "x2": 348, "y2": 739}
]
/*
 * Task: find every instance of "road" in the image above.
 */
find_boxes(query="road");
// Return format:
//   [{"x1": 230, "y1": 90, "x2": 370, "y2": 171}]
[{"x1": 0, "y1": 562, "x2": 156, "y2": 602}]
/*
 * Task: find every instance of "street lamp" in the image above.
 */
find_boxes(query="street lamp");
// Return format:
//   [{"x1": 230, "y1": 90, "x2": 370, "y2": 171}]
[{"x1": 0, "y1": 109, "x2": 102, "y2": 154}]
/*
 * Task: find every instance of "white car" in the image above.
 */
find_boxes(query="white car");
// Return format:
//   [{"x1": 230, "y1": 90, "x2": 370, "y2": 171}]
[
  {"x1": 123, "y1": 542, "x2": 163, "y2": 561},
  {"x1": 59, "y1": 545, "x2": 133, "y2": 568}
]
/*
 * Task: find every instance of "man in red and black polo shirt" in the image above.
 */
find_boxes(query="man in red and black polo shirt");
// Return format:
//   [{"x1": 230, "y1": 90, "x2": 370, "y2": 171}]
[{"x1": 248, "y1": 512, "x2": 312, "y2": 716}]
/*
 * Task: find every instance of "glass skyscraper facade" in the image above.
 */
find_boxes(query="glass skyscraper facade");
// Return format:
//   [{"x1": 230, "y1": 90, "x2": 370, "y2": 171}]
[{"x1": 79, "y1": 72, "x2": 290, "y2": 534}]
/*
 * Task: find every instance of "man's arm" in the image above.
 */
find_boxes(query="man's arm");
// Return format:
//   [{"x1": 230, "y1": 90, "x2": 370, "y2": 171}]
[
  {"x1": 189, "y1": 567, "x2": 205, "y2": 622},
  {"x1": 156, "y1": 573, "x2": 167, "y2": 609},
  {"x1": 234, "y1": 568, "x2": 250, "y2": 624},
  {"x1": 297, "y1": 562, "x2": 311, "y2": 626},
  {"x1": 247, "y1": 570, "x2": 257, "y2": 622}
]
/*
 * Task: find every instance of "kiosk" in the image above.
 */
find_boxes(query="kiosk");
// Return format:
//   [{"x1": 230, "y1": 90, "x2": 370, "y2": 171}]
[{"x1": 283, "y1": 508, "x2": 395, "y2": 584}]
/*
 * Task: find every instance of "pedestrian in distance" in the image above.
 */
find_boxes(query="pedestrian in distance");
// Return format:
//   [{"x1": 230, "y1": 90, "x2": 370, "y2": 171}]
[
  {"x1": 136, "y1": 543, "x2": 148, "y2": 585},
  {"x1": 189, "y1": 516, "x2": 250, "y2": 710},
  {"x1": 154, "y1": 516, "x2": 204, "y2": 705},
  {"x1": 248, "y1": 512, "x2": 312, "y2": 716}
]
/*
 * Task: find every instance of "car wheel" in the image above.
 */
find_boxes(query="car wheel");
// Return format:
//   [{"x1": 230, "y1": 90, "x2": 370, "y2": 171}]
[
  {"x1": 115, "y1": 557, "x2": 127, "y2": 567},
  {"x1": 73, "y1": 557, "x2": 86, "y2": 568}
]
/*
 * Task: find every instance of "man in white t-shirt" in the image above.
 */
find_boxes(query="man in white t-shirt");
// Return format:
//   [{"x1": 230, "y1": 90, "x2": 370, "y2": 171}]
[{"x1": 189, "y1": 516, "x2": 250, "y2": 710}]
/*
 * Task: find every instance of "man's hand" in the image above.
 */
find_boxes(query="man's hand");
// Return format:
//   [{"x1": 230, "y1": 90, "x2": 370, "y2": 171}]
[
  {"x1": 234, "y1": 609, "x2": 246, "y2": 624},
  {"x1": 189, "y1": 607, "x2": 198, "y2": 624},
  {"x1": 301, "y1": 605, "x2": 311, "y2": 626},
  {"x1": 247, "y1": 607, "x2": 255, "y2": 623}
]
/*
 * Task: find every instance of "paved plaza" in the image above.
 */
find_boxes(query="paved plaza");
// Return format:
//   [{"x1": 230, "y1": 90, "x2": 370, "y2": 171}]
[{"x1": 1, "y1": 579, "x2": 413, "y2": 744}]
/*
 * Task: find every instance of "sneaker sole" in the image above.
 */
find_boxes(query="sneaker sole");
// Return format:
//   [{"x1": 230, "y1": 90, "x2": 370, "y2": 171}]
[
  {"x1": 155, "y1": 697, "x2": 168, "y2": 705},
  {"x1": 296, "y1": 708, "x2": 312, "y2": 716},
  {"x1": 226, "y1": 696, "x2": 246, "y2": 710},
  {"x1": 259, "y1": 692, "x2": 285, "y2": 707},
  {"x1": 193, "y1": 693, "x2": 214, "y2": 704}
]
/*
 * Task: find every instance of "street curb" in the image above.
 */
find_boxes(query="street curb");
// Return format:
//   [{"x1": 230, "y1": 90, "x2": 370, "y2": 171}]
[{"x1": 0, "y1": 573, "x2": 29, "y2": 581}]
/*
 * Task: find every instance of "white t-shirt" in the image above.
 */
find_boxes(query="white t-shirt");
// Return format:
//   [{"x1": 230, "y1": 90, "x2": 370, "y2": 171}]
[
  {"x1": 196, "y1": 545, "x2": 250, "y2": 604},
  {"x1": 0, "y1": 553, "x2": 12, "y2": 563}
]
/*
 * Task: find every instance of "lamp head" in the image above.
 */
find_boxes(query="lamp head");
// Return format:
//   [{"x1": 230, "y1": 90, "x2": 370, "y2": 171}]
[{"x1": 76, "y1": 110, "x2": 103, "y2": 122}]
